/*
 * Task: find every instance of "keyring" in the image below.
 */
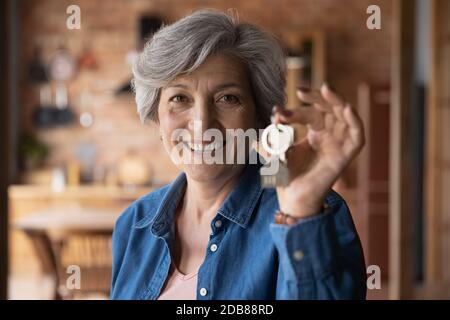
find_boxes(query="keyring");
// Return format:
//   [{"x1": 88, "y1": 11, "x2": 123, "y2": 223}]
[{"x1": 261, "y1": 123, "x2": 294, "y2": 156}]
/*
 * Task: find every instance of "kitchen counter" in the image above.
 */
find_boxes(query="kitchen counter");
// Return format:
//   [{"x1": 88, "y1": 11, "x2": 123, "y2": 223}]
[{"x1": 8, "y1": 184, "x2": 157, "y2": 201}]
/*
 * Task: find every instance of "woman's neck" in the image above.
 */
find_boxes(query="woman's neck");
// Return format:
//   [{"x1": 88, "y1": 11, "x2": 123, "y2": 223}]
[{"x1": 182, "y1": 165, "x2": 244, "y2": 224}]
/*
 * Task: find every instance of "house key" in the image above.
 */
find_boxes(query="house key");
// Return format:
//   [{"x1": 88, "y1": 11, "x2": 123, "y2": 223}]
[{"x1": 260, "y1": 123, "x2": 295, "y2": 188}]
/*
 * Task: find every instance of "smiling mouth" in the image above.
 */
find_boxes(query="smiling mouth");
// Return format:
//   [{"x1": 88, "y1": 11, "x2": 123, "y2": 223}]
[{"x1": 182, "y1": 140, "x2": 225, "y2": 153}]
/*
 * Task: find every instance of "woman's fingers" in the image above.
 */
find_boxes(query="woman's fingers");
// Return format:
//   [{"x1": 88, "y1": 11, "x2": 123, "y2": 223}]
[
  {"x1": 274, "y1": 84, "x2": 364, "y2": 150},
  {"x1": 277, "y1": 105, "x2": 324, "y2": 131},
  {"x1": 333, "y1": 121, "x2": 348, "y2": 142},
  {"x1": 321, "y1": 83, "x2": 350, "y2": 123},
  {"x1": 321, "y1": 83, "x2": 345, "y2": 107},
  {"x1": 272, "y1": 106, "x2": 285, "y2": 124},
  {"x1": 252, "y1": 139, "x2": 272, "y2": 162},
  {"x1": 343, "y1": 104, "x2": 365, "y2": 151},
  {"x1": 324, "y1": 112, "x2": 335, "y2": 132},
  {"x1": 296, "y1": 87, "x2": 333, "y2": 113},
  {"x1": 332, "y1": 104, "x2": 345, "y2": 123},
  {"x1": 295, "y1": 84, "x2": 348, "y2": 129}
]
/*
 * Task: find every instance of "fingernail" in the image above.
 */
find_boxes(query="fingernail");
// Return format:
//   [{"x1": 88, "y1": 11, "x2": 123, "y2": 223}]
[
  {"x1": 297, "y1": 86, "x2": 310, "y2": 92},
  {"x1": 281, "y1": 109, "x2": 293, "y2": 117}
]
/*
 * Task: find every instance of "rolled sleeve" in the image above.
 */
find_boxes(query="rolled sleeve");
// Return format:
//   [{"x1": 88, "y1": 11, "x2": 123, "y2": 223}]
[{"x1": 270, "y1": 193, "x2": 367, "y2": 300}]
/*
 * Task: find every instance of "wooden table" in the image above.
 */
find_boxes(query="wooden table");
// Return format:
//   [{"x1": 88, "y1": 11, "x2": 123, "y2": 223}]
[
  {"x1": 14, "y1": 207, "x2": 121, "y2": 299},
  {"x1": 8, "y1": 184, "x2": 159, "y2": 288}
]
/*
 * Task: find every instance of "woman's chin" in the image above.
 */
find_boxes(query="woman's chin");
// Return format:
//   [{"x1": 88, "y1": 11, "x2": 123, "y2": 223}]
[{"x1": 183, "y1": 163, "x2": 235, "y2": 182}]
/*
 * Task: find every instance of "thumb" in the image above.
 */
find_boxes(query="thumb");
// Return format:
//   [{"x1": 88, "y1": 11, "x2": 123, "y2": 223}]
[{"x1": 252, "y1": 139, "x2": 272, "y2": 162}]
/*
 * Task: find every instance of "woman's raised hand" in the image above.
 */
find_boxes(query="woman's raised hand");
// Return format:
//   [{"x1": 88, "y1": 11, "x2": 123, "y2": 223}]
[{"x1": 259, "y1": 83, "x2": 365, "y2": 218}]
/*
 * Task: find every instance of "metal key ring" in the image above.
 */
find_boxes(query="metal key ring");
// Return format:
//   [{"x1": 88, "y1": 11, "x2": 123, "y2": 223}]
[{"x1": 261, "y1": 123, "x2": 294, "y2": 156}]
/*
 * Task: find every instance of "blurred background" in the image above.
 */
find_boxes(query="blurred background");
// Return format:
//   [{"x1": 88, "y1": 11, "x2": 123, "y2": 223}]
[{"x1": 0, "y1": 0, "x2": 448, "y2": 300}]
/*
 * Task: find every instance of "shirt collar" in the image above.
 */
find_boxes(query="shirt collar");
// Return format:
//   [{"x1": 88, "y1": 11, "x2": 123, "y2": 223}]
[
  {"x1": 133, "y1": 162, "x2": 264, "y2": 237},
  {"x1": 216, "y1": 162, "x2": 264, "y2": 228}
]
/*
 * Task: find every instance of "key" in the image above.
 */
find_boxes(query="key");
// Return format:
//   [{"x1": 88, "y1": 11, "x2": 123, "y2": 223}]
[
  {"x1": 259, "y1": 123, "x2": 295, "y2": 188},
  {"x1": 261, "y1": 124, "x2": 294, "y2": 160},
  {"x1": 260, "y1": 156, "x2": 290, "y2": 188}
]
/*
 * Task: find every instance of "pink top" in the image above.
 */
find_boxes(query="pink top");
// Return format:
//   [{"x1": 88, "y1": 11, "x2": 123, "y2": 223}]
[{"x1": 157, "y1": 263, "x2": 198, "y2": 300}]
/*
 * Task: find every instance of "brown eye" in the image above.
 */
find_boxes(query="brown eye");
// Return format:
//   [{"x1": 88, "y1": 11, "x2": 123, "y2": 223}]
[
  {"x1": 219, "y1": 94, "x2": 240, "y2": 105},
  {"x1": 170, "y1": 95, "x2": 188, "y2": 103}
]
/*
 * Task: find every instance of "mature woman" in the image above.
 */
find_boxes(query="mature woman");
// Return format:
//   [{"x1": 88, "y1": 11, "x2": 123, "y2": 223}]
[{"x1": 110, "y1": 9, "x2": 366, "y2": 300}]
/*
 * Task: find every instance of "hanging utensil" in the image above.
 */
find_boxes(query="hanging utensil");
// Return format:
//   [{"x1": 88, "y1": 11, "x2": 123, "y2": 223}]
[
  {"x1": 29, "y1": 46, "x2": 49, "y2": 85},
  {"x1": 54, "y1": 83, "x2": 75, "y2": 125},
  {"x1": 32, "y1": 85, "x2": 54, "y2": 128},
  {"x1": 48, "y1": 46, "x2": 77, "y2": 82}
]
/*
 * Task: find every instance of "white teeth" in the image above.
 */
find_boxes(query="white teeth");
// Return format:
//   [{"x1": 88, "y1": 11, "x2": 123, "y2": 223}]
[{"x1": 185, "y1": 141, "x2": 223, "y2": 152}]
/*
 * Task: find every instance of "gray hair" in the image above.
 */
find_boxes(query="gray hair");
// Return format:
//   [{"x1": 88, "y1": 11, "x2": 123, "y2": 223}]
[{"x1": 132, "y1": 9, "x2": 286, "y2": 128}]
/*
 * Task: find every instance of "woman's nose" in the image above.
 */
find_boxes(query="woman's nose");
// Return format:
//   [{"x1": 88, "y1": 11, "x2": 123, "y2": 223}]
[{"x1": 188, "y1": 99, "x2": 215, "y2": 134}]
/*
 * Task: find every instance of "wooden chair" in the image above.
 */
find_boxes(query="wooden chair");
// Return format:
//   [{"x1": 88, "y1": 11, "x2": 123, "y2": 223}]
[{"x1": 15, "y1": 208, "x2": 119, "y2": 299}]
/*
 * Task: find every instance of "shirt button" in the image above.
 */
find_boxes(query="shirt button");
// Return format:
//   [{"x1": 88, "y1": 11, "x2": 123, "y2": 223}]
[
  {"x1": 210, "y1": 244, "x2": 218, "y2": 252},
  {"x1": 200, "y1": 288, "x2": 208, "y2": 296},
  {"x1": 214, "y1": 220, "x2": 222, "y2": 228},
  {"x1": 293, "y1": 250, "x2": 304, "y2": 261}
]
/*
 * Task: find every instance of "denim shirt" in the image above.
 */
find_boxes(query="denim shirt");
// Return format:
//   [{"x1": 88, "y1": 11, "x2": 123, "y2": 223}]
[{"x1": 110, "y1": 163, "x2": 367, "y2": 300}]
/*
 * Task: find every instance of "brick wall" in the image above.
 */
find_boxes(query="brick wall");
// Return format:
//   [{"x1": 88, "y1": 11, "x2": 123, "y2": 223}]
[{"x1": 19, "y1": 0, "x2": 392, "y2": 184}]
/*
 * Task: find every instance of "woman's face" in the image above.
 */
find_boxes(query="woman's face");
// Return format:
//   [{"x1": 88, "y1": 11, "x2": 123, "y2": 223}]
[{"x1": 157, "y1": 53, "x2": 257, "y2": 182}]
